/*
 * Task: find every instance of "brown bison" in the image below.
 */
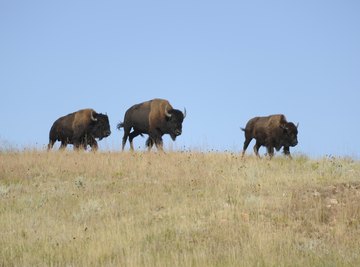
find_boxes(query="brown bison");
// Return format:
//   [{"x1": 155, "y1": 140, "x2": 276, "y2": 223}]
[
  {"x1": 117, "y1": 98, "x2": 186, "y2": 151},
  {"x1": 241, "y1": 114, "x2": 298, "y2": 158},
  {"x1": 48, "y1": 109, "x2": 111, "y2": 151}
]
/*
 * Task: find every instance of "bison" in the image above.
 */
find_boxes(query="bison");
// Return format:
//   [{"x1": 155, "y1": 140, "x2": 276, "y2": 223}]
[
  {"x1": 241, "y1": 114, "x2": 298, "y2": 158},
  {"x1": 48, "y1": 108, "x2": 111, "y2": 151},
  {"x1": 117, "y1": 98, "x2": 186, "y2": 151}
]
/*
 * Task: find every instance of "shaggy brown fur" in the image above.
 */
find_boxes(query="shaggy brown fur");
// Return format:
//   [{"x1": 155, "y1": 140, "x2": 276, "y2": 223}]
[
  {"x1": 241, "y1": 114, "x2": 298, "y2": 158},
  {"x1": 117, "y1": 99, "x2": 185, "y2": 151},
  {"x1": 48, "y1": 109, "x2": 110, "y2": 151}
]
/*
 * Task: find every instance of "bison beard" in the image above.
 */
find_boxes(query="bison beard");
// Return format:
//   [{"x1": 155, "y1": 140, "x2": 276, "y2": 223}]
[
  {"x1": 117, "y1": 98, "x2": 185, "y2": 151},
  {"x1": 241, "y1": 114, "x2": 298, "y2": 159}
]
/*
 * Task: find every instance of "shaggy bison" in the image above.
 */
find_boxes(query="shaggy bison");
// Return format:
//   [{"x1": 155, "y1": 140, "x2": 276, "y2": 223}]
[
  {"x1": 241, "y1": 114, "x2": 298, "y2": 158},
  {"x1": 117, "y1": 98, "x2": 186, "y2": 151},
  {"x1": 48, "y1": 109, "x2": 111, "y2": 151}
]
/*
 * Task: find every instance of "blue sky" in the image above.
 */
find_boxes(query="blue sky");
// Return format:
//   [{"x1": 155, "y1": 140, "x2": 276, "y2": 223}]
[{"x1": 1, "y1": 1, "x2": 359, "y2": 157}]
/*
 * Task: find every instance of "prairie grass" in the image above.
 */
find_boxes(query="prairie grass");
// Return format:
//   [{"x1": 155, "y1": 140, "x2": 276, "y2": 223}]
[{"x1": 0, "y1": 151, "x2": 360, "y2": 266}]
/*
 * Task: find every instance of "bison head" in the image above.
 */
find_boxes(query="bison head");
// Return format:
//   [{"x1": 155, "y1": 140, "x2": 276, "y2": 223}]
[
  {"x1": 89, "y1": 113, "x2": 111, "y2": 140},
  {"x1": 164, "y1": 108, "x2": 186, "y2": 141},
  {"x1": 280, "y1": 122, "x2": 298, "y2": 147}
]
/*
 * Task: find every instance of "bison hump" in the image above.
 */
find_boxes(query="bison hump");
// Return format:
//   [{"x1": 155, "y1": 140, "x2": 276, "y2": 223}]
[
  {"x1": 148, "y1": 99, "x2": 173, "y2": 129},
  {"x1": 267, "y1": 114, "x2": 287, "y2": 127}
]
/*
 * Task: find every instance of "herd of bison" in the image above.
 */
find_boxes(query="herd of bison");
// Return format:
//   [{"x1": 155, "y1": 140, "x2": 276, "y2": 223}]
[{"x1": 48, "y1": 98, "x2": 298, "y2": 158}]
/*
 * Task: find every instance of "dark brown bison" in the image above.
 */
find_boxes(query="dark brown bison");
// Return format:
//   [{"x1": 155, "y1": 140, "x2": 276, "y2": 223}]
[
  {"x1": 48, "y1": 109, "x2": 111, "y2": 151},
  {"x1": 117, "y1": 98, "x2": 186, "y2": 151},
  {"x1": 241, "y1": 114, "x2": 298, "y2": 158}
]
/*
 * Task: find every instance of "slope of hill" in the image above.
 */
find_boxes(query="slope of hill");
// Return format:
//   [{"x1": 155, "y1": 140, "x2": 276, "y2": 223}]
[{"x1": 1, "y1": 151, "x2": 359, "y2": 266}]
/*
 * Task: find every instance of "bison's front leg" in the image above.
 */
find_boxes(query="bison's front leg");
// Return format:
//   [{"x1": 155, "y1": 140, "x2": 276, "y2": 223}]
[
  {"x1": 73, "y1": 142, "x2": 81, "y2": 150},
  {"x1": 149, "y1": 130, "x2": 164, "y2": 152},
  {"x1": 87, "y1": 136, "x2": 98, "y2": 151},
  {"x1": 266, "y1": 146, "x2": 275, "y2": 159},
  {"x1": 73, "y1": 138, "x2": 86, "y2": 151},
  {"x1": 146, "y1": 138, "x2": 154, "y2": 151},
  {"x1": 283, "y1": 146, "x2": 292, "y2": 159},
  {"x1": 154, "y1": 137, "x2": 164, "y2": 151},
  {"x1": 90, "y1": 141, "x2": 98, "y2": 151}
]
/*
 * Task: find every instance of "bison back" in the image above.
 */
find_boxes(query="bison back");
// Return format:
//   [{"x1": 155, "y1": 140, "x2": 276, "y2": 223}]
[
  {"x1": 49, "y1": 112, "x2": 76, "y2": 142},
  {"x1": 121, "y1": 101, "x2": 152, "y2": 132}
]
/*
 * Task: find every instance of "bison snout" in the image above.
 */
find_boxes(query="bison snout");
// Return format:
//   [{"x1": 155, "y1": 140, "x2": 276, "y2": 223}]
[
  {"x1": 175, "y1": 129, "x2": 182, "y2": 136},
  {"x1": 105, "y1": 130, "x2": 111, "y2": 137}
]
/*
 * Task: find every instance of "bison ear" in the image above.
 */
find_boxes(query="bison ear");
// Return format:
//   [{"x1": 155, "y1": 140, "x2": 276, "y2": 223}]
[{"x1": 91, "y1": 111, "x2": 98, "y2": 121}]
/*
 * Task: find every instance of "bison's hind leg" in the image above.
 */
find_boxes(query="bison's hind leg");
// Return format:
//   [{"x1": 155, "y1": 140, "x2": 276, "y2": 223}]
[
  {"x1": 253, "y1": 141, "x2": 262, "y2": 158},
  {"x1": 242, "y1": 137, "x2": 252, "y2": 157},
  {"x1": 122, "y1": 126, "x2": 131, "y2": 151},
  {"x1": 241, "y1": 128, "x2": 254, "y2": 157},
  {"x1": 47, "y1": 139, "x2": 55, "y2": 150},
  {"x1": 59, "y1": 141, "x2": 67, "y2": 150},
  {"x1": 128, "y1": 130, "x2": 142, "y2": 151}
]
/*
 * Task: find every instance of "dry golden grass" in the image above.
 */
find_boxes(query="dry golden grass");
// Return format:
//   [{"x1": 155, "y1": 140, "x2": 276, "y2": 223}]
[{"x1": 1, "y1": 150, "x2": 360, "y2": 266}]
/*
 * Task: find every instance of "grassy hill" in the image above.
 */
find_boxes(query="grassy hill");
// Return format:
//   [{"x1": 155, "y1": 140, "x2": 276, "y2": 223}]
[{"x1": 1, "y1": 151, "x2": 359, "y2": 266}]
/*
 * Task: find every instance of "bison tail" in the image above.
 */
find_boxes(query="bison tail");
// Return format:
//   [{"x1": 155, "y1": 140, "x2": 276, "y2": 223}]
[{"x1": 117, "y1": 122, "x2": 124, "y2": 130}]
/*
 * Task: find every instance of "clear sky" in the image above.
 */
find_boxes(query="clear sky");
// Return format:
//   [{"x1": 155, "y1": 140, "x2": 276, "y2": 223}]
[{"x1": 1, "y1": 1, "x2": 359, "y2": 158}]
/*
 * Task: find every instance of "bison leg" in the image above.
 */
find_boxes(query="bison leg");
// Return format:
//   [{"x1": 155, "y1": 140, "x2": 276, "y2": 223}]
[
  {"x1": 154, "y1": 137, "x2": 164, "y2": 151},
  {"x1": 90, "y1": 141, "x2": 98, "y2": 151},
  {"x1": 266, "y1": 146, "x2": 275, "y2": 159},
  {"x1": 47, "y1": 140, "x2": 55, "y2": 150},
  {"x1": 283, "y1": 146, "x2": 292, "y2": 158},
  {"x1": 122, "y1": 126, "x2": 131, "y2": 151},
  {"x1": 73, "y1": 142, "x2": 81, "y2": 150},
  {"x1": 129, "y1": 130, "x2": 142, "y2": 151},
  {"x1": 242, "y1": 137, "x2": 252, "y2": 157},
  {"x1": 148, "y1": 130, "x2": 164, "y2": 152},
  {"x1": 87, "y1": 136, "x2": 98, "y2": 151},
  {"x1": 59, "y1": 141, "x2": 67, "y2": 150},
  {"x1": 73, "y1": 139, "x2": 86, "y2": 151},
  {"x1": 146, "y1": 138, "x2": 154, "y2": 151},
  {"x1": 253, "y1": 142, "x2": 261, "y2": 158}
]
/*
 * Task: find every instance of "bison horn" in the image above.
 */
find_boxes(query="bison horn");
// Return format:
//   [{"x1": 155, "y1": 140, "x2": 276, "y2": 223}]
[
  {"x1": 183, "y1": 108, "x2": 187, "y2": 118},
  {"x1": 164, "y1": 105, "x2": 172, "y2": 118},
  {"x1": 91, "y1": 111, "x2": 98, "y2": 121},
  {"x1": 296, "y1": 122, "x2": 299, "y2": 128}
]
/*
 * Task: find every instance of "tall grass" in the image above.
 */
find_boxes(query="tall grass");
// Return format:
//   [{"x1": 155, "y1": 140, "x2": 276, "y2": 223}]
[{"x1": 0, "y1": 151, "x2": 359, "y2": 266}]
